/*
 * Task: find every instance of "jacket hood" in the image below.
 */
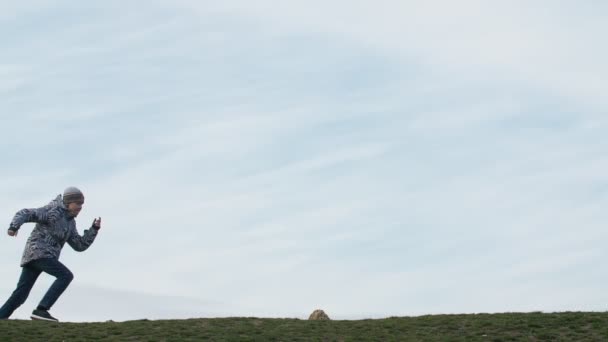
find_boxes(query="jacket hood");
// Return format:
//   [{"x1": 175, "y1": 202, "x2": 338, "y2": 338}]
[{"x1": 48, "y1": 194, "x2": 67, "y2": 209}]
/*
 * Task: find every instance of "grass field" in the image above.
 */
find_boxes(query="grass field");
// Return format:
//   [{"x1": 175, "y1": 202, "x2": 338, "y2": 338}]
[{"x1": 1, "y1": 311, "x2": 607, "y2": 341}]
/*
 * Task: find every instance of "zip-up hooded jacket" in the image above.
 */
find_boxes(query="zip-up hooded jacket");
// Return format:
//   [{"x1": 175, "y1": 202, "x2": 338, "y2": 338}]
[{"x1": 8, "y1": 195, "x2": 98, "y2": 266}]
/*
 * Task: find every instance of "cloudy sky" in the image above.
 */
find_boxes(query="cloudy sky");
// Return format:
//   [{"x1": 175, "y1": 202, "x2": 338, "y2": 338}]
[{"x1": 0, "y1": 1, "x2": 606, "y2": 322}]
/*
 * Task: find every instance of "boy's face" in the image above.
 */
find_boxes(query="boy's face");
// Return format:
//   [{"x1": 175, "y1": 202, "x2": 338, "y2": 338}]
[{"x1": 67, "y1": 201, "x2": 84, "y2": 217}]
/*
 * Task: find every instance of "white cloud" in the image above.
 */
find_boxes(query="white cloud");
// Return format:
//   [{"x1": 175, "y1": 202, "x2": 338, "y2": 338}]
[
  {"x1": 176, "y1": 0, "x2": 608, "y2": 108},
  {"x1": 0, "y1": 0, "x2": 606, "y2": 322}
]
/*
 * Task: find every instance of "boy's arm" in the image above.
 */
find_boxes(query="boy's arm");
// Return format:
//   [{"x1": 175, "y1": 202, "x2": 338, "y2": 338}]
[
  {"x1": 8, "y1": 205, "x2": 58, "y2": 233},
  {"x1": 67, "y1": 217, "x2": 101, "y2": 252}
]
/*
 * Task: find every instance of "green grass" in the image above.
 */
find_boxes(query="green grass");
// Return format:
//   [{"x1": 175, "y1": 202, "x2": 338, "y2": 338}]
[{"x1": 1, "y1": 312, "x2": 607, "y2": 341}]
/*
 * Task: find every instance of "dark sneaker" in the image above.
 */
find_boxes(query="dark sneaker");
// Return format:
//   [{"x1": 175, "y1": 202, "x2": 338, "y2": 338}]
[{"x1": 31, "y1": 309, "x2": 59, "y2": 322}]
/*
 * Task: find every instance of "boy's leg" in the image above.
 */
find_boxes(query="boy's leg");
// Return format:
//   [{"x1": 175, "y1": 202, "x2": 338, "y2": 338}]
[
  {"x1": 0, "y1": 266, "x2": 42, "y2": 318},
  {"x1": 31, "y1": 258, "x2": 74, "y2": 311}
]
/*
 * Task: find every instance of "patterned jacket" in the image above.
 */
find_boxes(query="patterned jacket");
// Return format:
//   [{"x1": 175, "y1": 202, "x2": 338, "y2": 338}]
[{"x1": 8, "y1": 195, "x2": 98, "y2": 266}]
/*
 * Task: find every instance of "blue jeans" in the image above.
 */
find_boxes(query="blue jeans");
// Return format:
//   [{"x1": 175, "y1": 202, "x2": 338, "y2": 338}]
[{"x1": 0, "y1": 258, "x2": 74, "y2": 319}]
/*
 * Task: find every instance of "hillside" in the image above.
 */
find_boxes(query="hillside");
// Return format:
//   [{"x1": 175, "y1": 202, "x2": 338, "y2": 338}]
[{"x1": 1, "y1": 311, "x2": 607, "y2": 341}]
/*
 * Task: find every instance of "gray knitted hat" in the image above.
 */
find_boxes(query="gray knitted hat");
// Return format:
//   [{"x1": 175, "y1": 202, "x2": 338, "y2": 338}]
[{"x1": 63, "y1": 186, "x2": 85, "y2": 205}]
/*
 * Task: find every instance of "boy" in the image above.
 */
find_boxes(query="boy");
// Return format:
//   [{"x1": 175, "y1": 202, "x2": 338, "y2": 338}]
[{"x1": 0, "y1": 187, "x2": 101, "y2": 322}]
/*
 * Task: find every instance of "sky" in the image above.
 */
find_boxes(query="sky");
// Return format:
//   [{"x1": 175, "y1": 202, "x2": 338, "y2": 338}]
[{"x1": 0, "y1": 1, "x2": 607, "y2": 322}]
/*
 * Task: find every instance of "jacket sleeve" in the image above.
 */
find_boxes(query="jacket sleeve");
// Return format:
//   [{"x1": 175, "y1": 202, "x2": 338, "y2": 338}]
[
  {"x1": 67, "y1": 224, "x2": 98, "y2": 252},
  {"x1": 9, "y1": 205, "x2": 59, "y2": 231}
]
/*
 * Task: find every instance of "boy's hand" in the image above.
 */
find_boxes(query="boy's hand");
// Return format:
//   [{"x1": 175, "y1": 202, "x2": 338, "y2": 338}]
[
  {"x1": 92, "y1": 217, "x2": 101, "y2": 230},
  {"x1": 7, "y1": 229, "x2": 18, "y2": 237}
]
